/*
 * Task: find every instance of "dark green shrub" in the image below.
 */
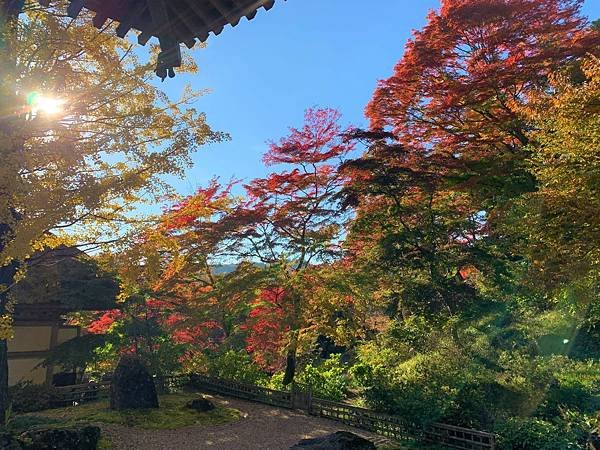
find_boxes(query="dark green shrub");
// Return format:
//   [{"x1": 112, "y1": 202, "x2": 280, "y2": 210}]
[
  {"x1": 20, "y1": 425, "x2": 101, "y2": 450},
  {"x1": 495, "y1": 417, "x2": 582, "y2": 450},
  {"x1": 8, "y1": 382, "x2": 59, "y2": 413},
  {"x1": 42, "y1": 334, "x2": 108, "y2": 376},
  {"x1": 0, "y1": 431, "x2": 21, "y2": 450},
  {"x1": 444, "y1": 382, "x2": 500, "y2": 429},
  {"x1": 542, "y1": 383, "x2": 600, "y2": 417},
  {"x1": 352, "y1": 350, "x2": 479, "y2": 427}
]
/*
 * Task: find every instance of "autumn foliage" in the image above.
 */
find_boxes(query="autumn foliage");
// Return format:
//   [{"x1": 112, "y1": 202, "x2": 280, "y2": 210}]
[
  {"x1": 244, "y1": 287, "x2": 289, "y2": 371},
  {"x1": 80, "y1": 3, "x2": 600, "y2": 439},
  {"x1": 367, "y1": 0, "x2": 599, "y2": 207}
]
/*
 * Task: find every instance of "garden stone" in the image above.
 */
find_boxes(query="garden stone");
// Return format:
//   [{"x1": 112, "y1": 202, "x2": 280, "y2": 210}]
[
  {"x1": 20, "y1": 425, "x2": 100, "y2": 450},
  {"x1": 186, "y1": 397, "x2": 215, "y2": 412},
  {"x1": 110, "y1": 354, "x2": 159, "y2": 410},
  {"x1": 289, "y1": 431, "x2": 376, "y2": 450}
]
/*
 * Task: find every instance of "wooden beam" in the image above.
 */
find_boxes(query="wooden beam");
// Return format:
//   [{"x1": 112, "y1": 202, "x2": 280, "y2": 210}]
[
  {"x1": 66, "y1": 0, "x2": 84, "y2": 18},
  {"x1": 115, "y1": 0, "x2": 147, "y2": 38},
  {"x1": 206, "y1": 0, "x2": 239, "y2": 25},
  {"x1": 13, "y1": 321, "x2": 57, "y2": 327},
  {"x1": 183, "y1": 1, "x2": 219, "y2": 41},
  {"x1": 8, "y1": 350, "x2": 50, "y2": 359},
  {"x1": 45, "y1": 322, "x2": 59, "y2": 385},
  {"x1": 137, "y1": 31, "x2": 152, "y2": 45},
  {"x1": 92, "y1": 13, "x2": 109, "y2": 29},
  {"x1": 167, "y1": 3, "x2": 201, "y2": 47},
  {"x1": 232, "y1": 0, "x2": 265, "y2": 22}
]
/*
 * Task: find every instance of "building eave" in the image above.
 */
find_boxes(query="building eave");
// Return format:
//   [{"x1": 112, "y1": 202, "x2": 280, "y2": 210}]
[{"x1": 38, "y1": 0, "x2": 285, "y2": 78}]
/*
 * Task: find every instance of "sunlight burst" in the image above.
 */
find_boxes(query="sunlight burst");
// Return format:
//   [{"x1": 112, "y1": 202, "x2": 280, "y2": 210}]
[{"x1": 27, "y1": 91, "x2": 66, "y2": 116}]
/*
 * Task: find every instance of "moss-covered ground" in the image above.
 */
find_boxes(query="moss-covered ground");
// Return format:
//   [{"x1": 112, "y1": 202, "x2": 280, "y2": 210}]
[{"x1": 10, "y1": 393, "x2": 241, "y2": 432}]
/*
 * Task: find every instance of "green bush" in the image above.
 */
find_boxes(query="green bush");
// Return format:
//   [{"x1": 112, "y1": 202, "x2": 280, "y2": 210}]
[
  {"x1": 8, "y1": 382, "x2": 59, "y2": 413},
  {"x1": 267, "y1": 355, "x2": 348, "y2": 401},
  {"x1": 540, "y1": 361, "x2": 600, "y2": 417},
  {"x1": 353, "y1": 350, "x2": 480, "y2": 427},
  {"x1": 206, "y1": 350, "x2": 268, "y2": 385},
  {"x1": 444, "y1": 381, "x2": 515, "y2": 429},
  {"x1": 0, "y1": 430, "x2": 21, "y2": 450},
  {"x1": 265, "y1": 371, "x2": 286, "y2": 390},
  {"x1": 495, "y1": 417, "x2": 582, "y2": 450},
  {"x1": 296, "y1": 354, "x2": 348, "y2": 401}
]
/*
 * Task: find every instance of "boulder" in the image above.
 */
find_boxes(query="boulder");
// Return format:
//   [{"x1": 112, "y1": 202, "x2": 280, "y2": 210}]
[
  {"x1": 289, "y1": 431, "x2": 376, "y2": 450},
  {"x1": 186, "y1": 397, "x2": 215, "y2": 412},
  {"x1": 20, "y1": 425, "x2": 101, "y2": 450},
  {"x1": 109, "y1": 354, "x2": 159, "y2": 410}
]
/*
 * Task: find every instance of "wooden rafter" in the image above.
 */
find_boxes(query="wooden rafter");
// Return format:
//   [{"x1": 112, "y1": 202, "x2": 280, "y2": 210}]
[{"x1": 36, "y1": 0, "x2": 286, "y2": 79}]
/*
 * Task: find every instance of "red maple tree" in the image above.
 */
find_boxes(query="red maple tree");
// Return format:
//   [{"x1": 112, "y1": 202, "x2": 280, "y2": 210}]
[
  {"x1": 367, "y1": 0, "x2": 599, "y2": 203},
  {"x1": 238, "y1": 107, "x2": 354, "y2": 383},
  {"x1": 96, "y1": 108, "x2": 354, "y2": 382}
]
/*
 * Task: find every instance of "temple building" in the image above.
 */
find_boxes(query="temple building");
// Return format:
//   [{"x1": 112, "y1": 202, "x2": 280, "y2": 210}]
[{"x1": 8, "y1": 247, "x2": 118, "y2": 385}]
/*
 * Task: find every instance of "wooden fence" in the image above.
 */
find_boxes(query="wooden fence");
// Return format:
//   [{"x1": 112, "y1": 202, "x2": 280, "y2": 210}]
[
  {"x1": 52, "y1": 375, "x2": 189, "y2": 406},
  {"x1": 188, "y1": 375, "x2": 496, "y2": 450},
  {"x1": 188, "y1": 374, "x2": 293, "y2": 409},
  {"x1": 425, "y1": 422, "x2": 497, "y2": 450},
  {"x1": 53, "y1": 380, "x2": 110, "y2": 406},
  {"x1": 309, "y1": 397, "x2": 418, "y2": 443}
]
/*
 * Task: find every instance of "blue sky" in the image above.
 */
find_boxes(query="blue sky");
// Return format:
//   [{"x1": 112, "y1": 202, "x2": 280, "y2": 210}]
[{"x1": 157, "y1": 0, "x2": 600, "y2": 198}]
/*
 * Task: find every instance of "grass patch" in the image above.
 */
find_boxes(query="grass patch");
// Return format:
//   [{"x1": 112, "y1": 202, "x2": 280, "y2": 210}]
[
  {"x1": 18, "y1": 393, "x2": 241, "y2": 430},
  {"x1": 6, "y1": 414, "x2": 62, "y2": 433}
]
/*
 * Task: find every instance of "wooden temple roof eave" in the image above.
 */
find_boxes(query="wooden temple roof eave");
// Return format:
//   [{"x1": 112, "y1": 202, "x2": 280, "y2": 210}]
[{"x1": 36, "y1": 0, "x2": 285, "y2": 79}]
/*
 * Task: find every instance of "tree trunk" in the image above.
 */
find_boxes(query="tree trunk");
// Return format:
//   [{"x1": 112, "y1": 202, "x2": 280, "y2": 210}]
[
  {"x1": 0, "y1": 263, "x2": 18, "y2": 425},
  {"x1": 282, "y1": 332, "x2": 298, "y2": 386},
  {"x1": 0, "y1": 340, "x2": 7, "y2": 424}
]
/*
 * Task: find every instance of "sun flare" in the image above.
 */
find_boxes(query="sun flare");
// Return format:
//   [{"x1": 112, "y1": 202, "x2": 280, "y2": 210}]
[{"x1": 27, "y1": 91, "x2": 66, "y2": 116}]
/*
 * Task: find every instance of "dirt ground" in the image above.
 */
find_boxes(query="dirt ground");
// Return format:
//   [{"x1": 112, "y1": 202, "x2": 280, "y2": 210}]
[{"x1": 101, "y1": 393, "x2": 397, "y2": 450}]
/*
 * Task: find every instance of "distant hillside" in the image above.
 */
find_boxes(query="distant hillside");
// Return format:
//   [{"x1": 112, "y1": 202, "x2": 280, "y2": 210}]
[
  {"x1": 211, "y1": 262, "x2": 265, "y2": 274},
  {"x1": 211, "y1": 264, "x2": 239, "y2": 274}
]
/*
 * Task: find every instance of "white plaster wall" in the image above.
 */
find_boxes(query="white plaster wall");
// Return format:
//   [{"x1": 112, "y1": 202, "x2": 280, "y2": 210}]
[
  {"x1": 8, "y1": 326, "x2": 52, "y2": 352},
  {"x1": 57, "y1": 327, "x2": 78, "y2": 345},
  {"x1": 8, "y1": 358, "x2": 46, "y2": 385}
]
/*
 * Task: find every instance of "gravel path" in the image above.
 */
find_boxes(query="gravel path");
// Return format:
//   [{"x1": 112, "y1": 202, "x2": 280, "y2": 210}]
[{"x1": 102, "y1": 394, "x2": 395, "y2": 450}]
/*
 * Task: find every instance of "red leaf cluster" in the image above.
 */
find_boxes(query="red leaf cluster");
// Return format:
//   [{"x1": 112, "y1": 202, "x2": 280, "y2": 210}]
[
  {"x1": 87, "y1": 309, "x2": 123, "y2": 334},
  {"x1": 244, "y1": 287, "x2": 290, "y2": 371}
]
